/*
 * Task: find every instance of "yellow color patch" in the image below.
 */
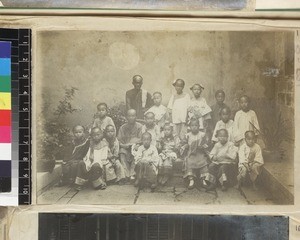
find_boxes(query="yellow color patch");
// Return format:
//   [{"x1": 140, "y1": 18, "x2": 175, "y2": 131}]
[{"x1": 0, "y1": 93, "x2": 11, "y2": 110}]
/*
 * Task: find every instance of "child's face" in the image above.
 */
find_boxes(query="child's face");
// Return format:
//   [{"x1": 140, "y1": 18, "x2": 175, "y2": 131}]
[
  {"x1": 192, "y1": 85, "x2": 202, "y2": 98},
  {"x1": 163, "y1": 126, "x2": 173, "y2": 137},
  {"x1": 97, "y1": 105, "x2": 107, "y2": 118},
  {"x1": 245, "y1": 135, "x2": 255, "y2": 147},
  {"x1": 127, "y1": 110, "x2": 137, "y2": 124},
  {"x1": 221, "y1": 109, "x2": 230, "y2": 123},
  {"x1": 153, "y1": 94, "x2": 162, "y2": 106},
  {"x1": 190, "y1": 122, "x2": 199, "y2": 134},
  {"x1": 145, "y1": 114, "x2": 155, "y2": 127},
  {"x1": 240, "y1": 97, "x2": 249, "y2": 111},
  {"x1": 91, "y1": 129, "x2": 103, "y2": 143},
  {"x1": 142, "y1": 135, "x2": 152, "y2": 148},
  {"x1": 73, "y1": 126, "x2": 84, "y2": 140},
  {"x1": 105, "y1": 126, "x2": 115, "y2": 139},
  {"x1": 217, "y1": 131, "x2": 228, "y2": 145},
  {"x1": 174, "y1": 82, "x2": 184, "y2": 94},
  {"x1": 216, "y1": 92, "x2": 225, "y2": 104}
]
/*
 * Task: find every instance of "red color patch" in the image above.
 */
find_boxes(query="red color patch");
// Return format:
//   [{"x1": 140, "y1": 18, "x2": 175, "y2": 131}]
[{"x1": 0, "y1": 110, "x2": 11, "y2": 126}]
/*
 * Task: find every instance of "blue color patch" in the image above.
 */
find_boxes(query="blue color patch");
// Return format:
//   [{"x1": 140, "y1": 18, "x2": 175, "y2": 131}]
[
  {"x1": 0, "y1": 58, "x2": 11, "y2": 76},
  {"x1": 0, "y1": 42, "x2": 11, "y2": 58}
]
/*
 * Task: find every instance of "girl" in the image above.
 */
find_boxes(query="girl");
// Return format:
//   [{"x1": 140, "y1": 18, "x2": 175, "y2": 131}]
[
  {"x1": 59, "y1": 125, "x2": 90, "y2": 186},
  {"x1": 158, "y1": 123, "x2": 180, "y2": 185},
  {"x1": 103, "y1": 125, "x2": 126, "y2": 184},
  {"x1": 181, "y1": 118, "x2": 210, "y2": 189},
  {"x1": 145, "y1": 92, "x2": 169, "y2": 130},
  {"x1": 75, "y1": 127, "x2": 107, "y2": 190},
  {"x1": 233, "y1": 95, "x2": 260, "y2": 146},
  {"x1": 187, "y1": 83, "x2": 212, "y2": 132},
  {"x1": 206, "y1": 129, "x2": 238, "y2": 191},
  {"x1": 132, "y1": 132, "x2": 160, "y2": 190},
  {"x1": 92, "y1": 102, "x2": 116, "y2": 132},
  {"x1": 212, "y1": 106, "x2": 234, "y2": 143},
  {"x1": 167, "y1": 79, "x2": 190, "y2": 139},
  {"x1": 237, "y1": 131, "x2": 264, "y2": 190}
]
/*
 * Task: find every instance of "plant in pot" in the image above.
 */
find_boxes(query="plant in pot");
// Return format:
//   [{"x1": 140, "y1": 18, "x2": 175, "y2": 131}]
[
  {"x1": 37, "y1": 87, "x2": 80, "y2": 172},
  {"x1": 250, "y1": 112, "x2": 292, "y2": 162}
]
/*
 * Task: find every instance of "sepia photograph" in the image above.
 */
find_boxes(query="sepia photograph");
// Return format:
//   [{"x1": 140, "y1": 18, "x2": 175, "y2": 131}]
[
  {"x1": 38, "y1": 213, "x2": 289, "y2": 240},
  {"x1": 36, "y1": 30, "x2": 295, "y2": 205}
]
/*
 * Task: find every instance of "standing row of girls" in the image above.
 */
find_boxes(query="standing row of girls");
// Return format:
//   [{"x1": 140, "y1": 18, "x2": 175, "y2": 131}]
[{"x1": 60, "y1": 77, "x2": 264, "y2": 192}]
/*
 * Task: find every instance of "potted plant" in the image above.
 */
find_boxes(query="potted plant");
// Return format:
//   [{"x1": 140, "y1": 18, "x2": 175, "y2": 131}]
[{"x1": 251, "y1": 112, "x2": 292, "y2": 162}]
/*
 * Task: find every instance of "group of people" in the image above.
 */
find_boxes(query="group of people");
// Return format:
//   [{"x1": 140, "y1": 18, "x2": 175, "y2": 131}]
[{"x1": 59, "y1": 75, "x2": 264, "y2": 192}]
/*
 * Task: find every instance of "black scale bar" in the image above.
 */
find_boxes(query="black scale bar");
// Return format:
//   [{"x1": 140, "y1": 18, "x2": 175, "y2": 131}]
[{"x1": 0, "y1": 28, "x2": 32, "y2": 204}]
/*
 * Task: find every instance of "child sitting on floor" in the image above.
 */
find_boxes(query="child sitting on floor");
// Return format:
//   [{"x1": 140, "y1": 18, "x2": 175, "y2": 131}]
[
  {"x1": 59, "y1": 125, "x2": 90, "y2": 186},
  {"x1": 181, "y1": 118, "x2": 210, "y2": 190},
  {"x1": 158, "y1": 123, "x2": 180, "y2": 185},
  {"x1": 92, "y1": 102, "x2": 116, "y2": 132},
  {"x1": 206, "y1": 129, "x2": 238, "y2": 191},
  {"x1": 132, "y1": 132, "x2": 160, "y2": 191},
  {"x1": 167, "y1": 79, "x2": 190, "y2": 139},
  {"x1": 212, "y1": 106, "x2": 234, "y2": 143},
  {"x1": 75, "y1": 127, "x2": 107, "y2": 191},
  {"x1": 237, "y1": 131, "x2": 264, "y2": 190},
  {"x1": 142, "y1": 111, "x2": 161, "y2": 148},
  {"x1": 233, "y1": 95, "x2": 260, "y2": 146},
  {"x1": 103, "y1": 125, "x2": 126, "y2": 184},
  {"x1": 145, "y1": 92, "x2": 169, "y2": 130}
]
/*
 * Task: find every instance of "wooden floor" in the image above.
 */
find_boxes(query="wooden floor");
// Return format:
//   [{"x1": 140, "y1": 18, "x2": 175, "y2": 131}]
[{"x1": 38, "y1": 181, "x2": 276, "y2": 205}]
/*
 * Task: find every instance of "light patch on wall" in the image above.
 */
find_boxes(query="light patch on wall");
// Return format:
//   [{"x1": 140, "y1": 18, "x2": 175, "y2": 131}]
[{"x1": 109, "y1": 42, "x2": 140, "y2": 70}]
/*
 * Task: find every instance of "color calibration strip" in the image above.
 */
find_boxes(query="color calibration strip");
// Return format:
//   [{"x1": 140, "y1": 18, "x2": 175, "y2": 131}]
[
  {"x1": 0, "y1": 28, "x2": 31, "y2": 205},
  {"x1": 0, "y1": 41, "x2": 12, "y2": 192}
]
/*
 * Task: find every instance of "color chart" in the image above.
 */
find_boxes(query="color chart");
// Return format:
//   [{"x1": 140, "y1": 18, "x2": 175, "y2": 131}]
[
  {"x1": 0, "y1": 28, "x2": 31, "y2": 205},
  {"x1": 0, "y1": 41, "x2": 11, "y2": 192}
]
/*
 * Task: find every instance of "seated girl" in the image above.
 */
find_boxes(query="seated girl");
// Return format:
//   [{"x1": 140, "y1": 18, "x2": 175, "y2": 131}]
[
  {"x1": 237, "y1": 131, "x2": 264, "y2": 190},
  {"x1": 157, "y1": 123, "x2": 180, "y2": 185},
  {"x1": 181, "y1": 118, "x2": 210, "y2": 190},
  {"x1": 103, "y1": 125, "x2": 126, "y2": 184},
  {"x1": 75, "y1": 127, "x2": 108, "y2": 191},
  {"x1": 206, "y1": 129, "x2": 238, "y2": 191},
  {"x1": 59, "y1": 125, "x2": 90, "y2": 186},
  {"x1": 132, "y1": 132, "x2": 160, "y2": 191}
]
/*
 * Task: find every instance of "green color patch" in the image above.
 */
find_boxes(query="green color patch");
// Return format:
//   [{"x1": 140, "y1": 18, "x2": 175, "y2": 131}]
[{"x1": 0, "y1": 76, "x2": 11, "y2": 92}]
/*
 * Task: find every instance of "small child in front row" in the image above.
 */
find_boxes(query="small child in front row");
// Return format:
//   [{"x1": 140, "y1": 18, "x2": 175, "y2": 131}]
[
  {"x1": 237, "y1": 131, "x2": 264, "y2": 190},
  {"x1": 206, "y1": 129, "x2": 238, "y2": 191},
  {"x1": 59, "y1": 125, "x2": 90, "y2": 186},
  {"x1": 181, "y1": 118, "x2": 210, "y2": 190},
  {"x1": 103, "y1": 125, "x2": 126, "y2": 184},
  {"x1": 92, "y1": 102, "x2": 116, "y2": 132},
  {"x1": 212, "y1": 106, "x2": 234, "y2": 143},
  {"x1": 158, "y1": 123, "x2": 180, "y2": 185},
  {"x1": 142, "y1": 112, "x2": 161, "y2": 147},
  {"x1": 132, "y1": 132, "x2": 160, "y2": 190},
  {"x1": 145, "y1": 92, "x2": 169, "y2": 130},
  {"x1": 233, "y1": 95, "x2": 259, "y2": 146}
]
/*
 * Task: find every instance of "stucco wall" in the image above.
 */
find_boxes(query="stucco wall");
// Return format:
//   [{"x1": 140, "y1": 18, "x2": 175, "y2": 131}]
[{"x1": 37, "y1": 31, "x2": 294, "y2": 127}]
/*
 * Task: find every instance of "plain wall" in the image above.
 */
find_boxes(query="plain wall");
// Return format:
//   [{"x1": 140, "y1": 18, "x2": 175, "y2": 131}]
[{"x1": 36, "y1": 31, "x2": 294, "y2": 127}]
